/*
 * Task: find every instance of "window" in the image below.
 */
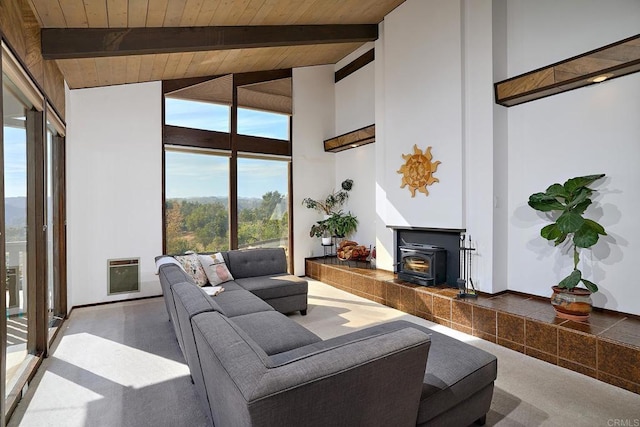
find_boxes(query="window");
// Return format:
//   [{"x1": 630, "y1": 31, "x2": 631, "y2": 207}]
[
  {"x1": 165, "y1": 149, "x2": 230, "y2": 253},
  {"x1": 237, "y1": 108, "x2": 289, "y2": 140},
  {"x1": 237, "y1": 157, "x2": 289, "y2": 251},
  {"x1": 164, "y1": 97, "x2": 230, "y2": 132},
  {"x1": 162, "y1": 71, "x2": 293, "y2": 270}
]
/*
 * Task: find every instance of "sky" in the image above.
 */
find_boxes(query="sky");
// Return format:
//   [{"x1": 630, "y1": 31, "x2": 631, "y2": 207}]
[
  {"x1": 165, "y1": 151, "x2": 289, "y2": 199},
  {"x1": 164, "y1": 97, "x2": 289, "y2": 199},
  {"x1": 3, "y1": 127, "x2": 26, "y2": 198}
]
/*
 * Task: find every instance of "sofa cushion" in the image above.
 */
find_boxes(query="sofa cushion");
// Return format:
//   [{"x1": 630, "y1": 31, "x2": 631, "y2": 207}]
[
  {"x1": 208, "y1": 280, "x2": 243, "y2": 292},
  {"x1": 234, "y1": 274, "x2": 307, "y2": 300},
  {"x1": 174, "y1": 253, "x2": 208, "y2": 286},
  {"x1": 159, "y1": 263, "x2": 194, "y2": 286},
  {"x1": 172, "y1": 282, "x2": 223, "y2": 318},
  {"x1": 417, "y1": 328, "x2": 497, "y2": 424},
  {"x1": 225, "y1": 248, "x2": 287, "y2": 279},
  {"x1": 229, "y1": 311, "x2": 321, "y2": 355},
  {"x1": 212, "y1": 289, "x2": 274, "y2": 317},
  {"x1": 198, "y1": 253, "x2": 234, "y2": 285}
]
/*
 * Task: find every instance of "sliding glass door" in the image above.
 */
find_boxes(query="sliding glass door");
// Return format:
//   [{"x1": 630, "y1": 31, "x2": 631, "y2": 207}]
[
  {"x1": 1, "y1": 52, "x2": 66, "y2": 421},
  {"x1": 3, "y1": 77, "x2": 31, "y2": 397}
]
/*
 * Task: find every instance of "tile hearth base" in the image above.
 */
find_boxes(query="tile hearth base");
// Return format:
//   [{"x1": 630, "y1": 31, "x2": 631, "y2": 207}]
[{"x1": 305, "y1": 257, "x2": 640, "y2": 395}]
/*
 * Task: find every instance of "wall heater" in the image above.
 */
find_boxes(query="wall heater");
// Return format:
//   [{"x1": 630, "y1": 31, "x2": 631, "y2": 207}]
[{"x1": 107, "y1": 258, "x2": 140, "y2": 295}]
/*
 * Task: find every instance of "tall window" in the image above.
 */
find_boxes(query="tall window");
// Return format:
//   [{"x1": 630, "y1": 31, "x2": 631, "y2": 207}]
[
  {"x1": 237, "y1": 157, "x2": 289, "y2": 251},
  {"x1": 165, "y1": 149, "x2": 230, "y2": 253},
  {"x1": 162, "y1": 71, "x2": 293, "y2": 266}
]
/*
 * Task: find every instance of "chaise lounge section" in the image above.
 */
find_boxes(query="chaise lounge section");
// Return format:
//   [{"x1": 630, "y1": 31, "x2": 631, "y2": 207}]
[{"x1": 157, "y1": 248, "x2": 497, "y2": 426}]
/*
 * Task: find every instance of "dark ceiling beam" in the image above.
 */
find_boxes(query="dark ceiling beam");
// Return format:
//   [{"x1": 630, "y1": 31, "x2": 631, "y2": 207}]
[{"x1": 41, "y1": 25, "x2": 379, "y2": 60}]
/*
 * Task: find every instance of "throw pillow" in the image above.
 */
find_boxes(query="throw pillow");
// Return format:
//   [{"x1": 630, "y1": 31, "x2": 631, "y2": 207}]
[
  {"x1": 174, "y1": 253, "x2": 208, "y2": 286},
  {"x1": 198, "y1": 253, "x2": 234, "y2": 286}
]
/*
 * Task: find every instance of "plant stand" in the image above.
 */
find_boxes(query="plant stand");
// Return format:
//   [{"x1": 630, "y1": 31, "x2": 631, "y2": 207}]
[{"x1": 322, "y1": 242, "x2": 335, "y2": 260}]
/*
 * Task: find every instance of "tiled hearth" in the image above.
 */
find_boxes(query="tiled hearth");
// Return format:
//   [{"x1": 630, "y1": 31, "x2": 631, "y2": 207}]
[{"x1": 305, "y1": 257, "x2": 640, "y2": 395}]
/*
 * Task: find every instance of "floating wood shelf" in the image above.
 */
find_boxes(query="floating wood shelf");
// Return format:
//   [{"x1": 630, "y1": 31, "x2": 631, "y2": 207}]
[
  {"x1": 324, "y1": 124, "x2": 375, "y2": 152},
  {"x1": 495, "y1": 34, "x2": 640, "y2": 107}
]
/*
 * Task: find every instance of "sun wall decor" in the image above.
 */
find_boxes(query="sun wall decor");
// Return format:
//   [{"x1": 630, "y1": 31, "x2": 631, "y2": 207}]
[{"x1": 397, "y1": 145, "x2": 441, "y2": 197}]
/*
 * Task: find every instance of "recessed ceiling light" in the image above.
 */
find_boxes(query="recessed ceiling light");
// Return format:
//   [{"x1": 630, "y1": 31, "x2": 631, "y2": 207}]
[
  {"x1": 592, "y1": 75, "x2": 609, "y2": 83},
  {"x1": 350, "y1": 144, "x2": 358, "y2": 148}
]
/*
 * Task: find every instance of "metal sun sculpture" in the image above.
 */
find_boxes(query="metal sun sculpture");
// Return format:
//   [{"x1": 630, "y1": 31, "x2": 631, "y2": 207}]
[{"x1": 397, "y1": 145, "x2": 441, "y2": 197}]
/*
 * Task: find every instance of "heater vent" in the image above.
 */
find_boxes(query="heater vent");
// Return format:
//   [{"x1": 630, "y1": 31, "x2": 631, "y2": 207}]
[{"x1": 108, "y1": 258, "x2": 140, "y2": 295}]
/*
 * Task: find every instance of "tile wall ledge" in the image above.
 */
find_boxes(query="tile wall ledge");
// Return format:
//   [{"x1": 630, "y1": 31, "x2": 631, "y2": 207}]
[{"x1": 305, "y1": 258, "x2": 640, "y2": 395}]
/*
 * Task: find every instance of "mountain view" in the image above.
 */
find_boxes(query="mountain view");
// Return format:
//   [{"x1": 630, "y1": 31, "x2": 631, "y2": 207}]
[
  {"x1": 5, "y1": 197, "x2": 26, "y2": 241},
  {"x1": 165, "y1": 191, "x2": 288, "y2": 254}
]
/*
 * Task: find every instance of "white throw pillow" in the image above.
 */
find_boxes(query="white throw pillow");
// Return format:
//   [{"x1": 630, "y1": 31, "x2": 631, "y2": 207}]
[
  {"x1": 174, "y1": 253, "x2": 208, "y2": 286},
  {"x1": 198, "y1": 253, "x2": 234, "y2": 286}
]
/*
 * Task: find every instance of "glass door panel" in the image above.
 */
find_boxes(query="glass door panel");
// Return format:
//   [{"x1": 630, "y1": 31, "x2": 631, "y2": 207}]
[
  {"x1": 237, "y1": 157, "x2": 289, "y2": 256},
  {"x1": 45, "y1": 125, "x2": 59, "y2": 339},
  {"x1": 3, "y1": 82, "x2": 30, "y2": 397},
  {"x1": 164, "y1": 149, "x2": 230, "y2": 253}
]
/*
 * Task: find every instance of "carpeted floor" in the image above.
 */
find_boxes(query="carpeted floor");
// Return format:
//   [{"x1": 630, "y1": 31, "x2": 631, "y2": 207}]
[{"x1": 8, "y1": 279, "x2": 640, "y2": 426}]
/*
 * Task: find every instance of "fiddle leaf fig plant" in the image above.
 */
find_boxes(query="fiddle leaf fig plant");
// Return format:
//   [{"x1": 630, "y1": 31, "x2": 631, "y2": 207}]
[{"x1": 528, "y1": 174, "x2": 607, "y2": 293}]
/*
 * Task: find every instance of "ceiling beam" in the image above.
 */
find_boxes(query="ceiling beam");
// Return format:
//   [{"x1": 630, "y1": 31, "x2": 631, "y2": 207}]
[{"x1": 41, "y1": 25, "x2": 379, "y2": 60}]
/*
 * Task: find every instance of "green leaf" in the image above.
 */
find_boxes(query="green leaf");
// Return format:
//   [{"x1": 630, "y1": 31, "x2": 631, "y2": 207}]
[
  {"x1": 556, "y1": 211, "x2": 584, "y2": 233},
  {"x1": 541, "y1": 223, "x2": 561, "y2": 241},
  {"x1": 563, "y1": 174, "x2": 605, "y2": 194},
  {"x1": 581, "y1": 278, "x2": 599, "y2": 293},
  {"x1": 554, "y1": 233, "x2": 568, "y2": 246},
  {"x1": 558, "y1": 270, "x2": 582, "y2": 289},
  {"x1": 574, "y1": 225, "x2": 599, "y2": 248},
  {"x1": 573, "y1": 199, "x2": 592, "y2": 215},
  {"x1": 567, "y1": 187, "x2": 592, "y2": 208},
  {"x1": 574, "y1": 248, "x2": 580, "y2": 267},
  {"x1": 528, "y1": 192, "x2": 564, "y2": 212},
  {"x1": 545, "y1": 183, "x2": 568, "y2": 199},
  {"x1": 584, "y1": 218, "x2": 606, "y2": 236}
]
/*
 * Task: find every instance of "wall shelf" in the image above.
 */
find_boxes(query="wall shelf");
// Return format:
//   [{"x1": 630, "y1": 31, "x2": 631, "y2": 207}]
[
  {"x1": 324, "y1": 124, "x2": 375, "y2": 152},
  {"x1": 495, "y1": 34, "x2": 640, "y2": 107}
]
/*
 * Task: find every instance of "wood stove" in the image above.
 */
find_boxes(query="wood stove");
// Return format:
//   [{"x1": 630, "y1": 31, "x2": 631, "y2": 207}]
[{"x1": 398, "y1": 244, "x2": 447, "y2": 286}]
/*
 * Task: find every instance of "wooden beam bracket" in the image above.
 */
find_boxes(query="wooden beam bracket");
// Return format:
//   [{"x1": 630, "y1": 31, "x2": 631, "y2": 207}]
[
  {"x1": 324, "y1": 124, "x2": 375, "y2": 153},
  {"x1": 495, "y1": 34, "x2": 640, "y2": 107}
]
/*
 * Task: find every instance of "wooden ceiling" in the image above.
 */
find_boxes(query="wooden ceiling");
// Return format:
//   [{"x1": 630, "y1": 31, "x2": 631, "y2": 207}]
[{"x1": 27, "y1": 0, "x2": 404, "y2": 89}]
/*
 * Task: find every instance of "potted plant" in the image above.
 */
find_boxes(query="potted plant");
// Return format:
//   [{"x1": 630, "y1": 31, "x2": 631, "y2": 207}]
[
  {"x1": 528, "y1": 173, "x2": 607, "y2": 320},
  {"x1": 302, "y1": 179, "x2": 354, "y2": 217},
  {"x1": 309, "y1": 222, "x2": 333, "y2": 245},
  {"x1": 324, "y1": 211, "x2": 358, "y2": 239},
  {"x1": 304, "y1": 179, "x2": 357, "y2": 244}
]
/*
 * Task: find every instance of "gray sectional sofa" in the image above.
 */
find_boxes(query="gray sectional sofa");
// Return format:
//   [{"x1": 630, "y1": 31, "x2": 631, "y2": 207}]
[{"x1": 157, "y1": 248, "x2": 497, "y2": 427}]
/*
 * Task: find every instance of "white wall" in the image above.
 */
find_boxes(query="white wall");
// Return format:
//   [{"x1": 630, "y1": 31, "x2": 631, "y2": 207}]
[
  {"x1": 375, "y1": 0, "x2": 465, "y2": 271},
  {"x1": 505, "y1": 0, "x2": 640, "y2": 314},
  {"x1": 334, "y1": 42, "x2": 377, "y2": 248},
  {"x1": 66, "y1": 82, "x2": 162, "y2": 308},
  {"x1": 292, "y1": 65, "x2": 336, "y2": 275},
  {"x1": 462, "y1": 0, "x2": 499, "y2": 293}
]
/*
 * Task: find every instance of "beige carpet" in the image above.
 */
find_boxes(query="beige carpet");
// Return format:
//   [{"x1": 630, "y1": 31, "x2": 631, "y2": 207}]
[{"x1": 9, "y1": 280, "x2": 640, "y2": 426}]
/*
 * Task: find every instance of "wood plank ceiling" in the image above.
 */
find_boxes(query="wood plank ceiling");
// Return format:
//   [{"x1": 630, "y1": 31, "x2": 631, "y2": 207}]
[{"x1": 27, "y1": 0, "x2": 404, "y2": 89}]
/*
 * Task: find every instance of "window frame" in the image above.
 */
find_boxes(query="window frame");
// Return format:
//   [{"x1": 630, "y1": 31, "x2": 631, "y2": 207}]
[{"x1": 161, "y1": 70, "x2": 294, "y2": 272}]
